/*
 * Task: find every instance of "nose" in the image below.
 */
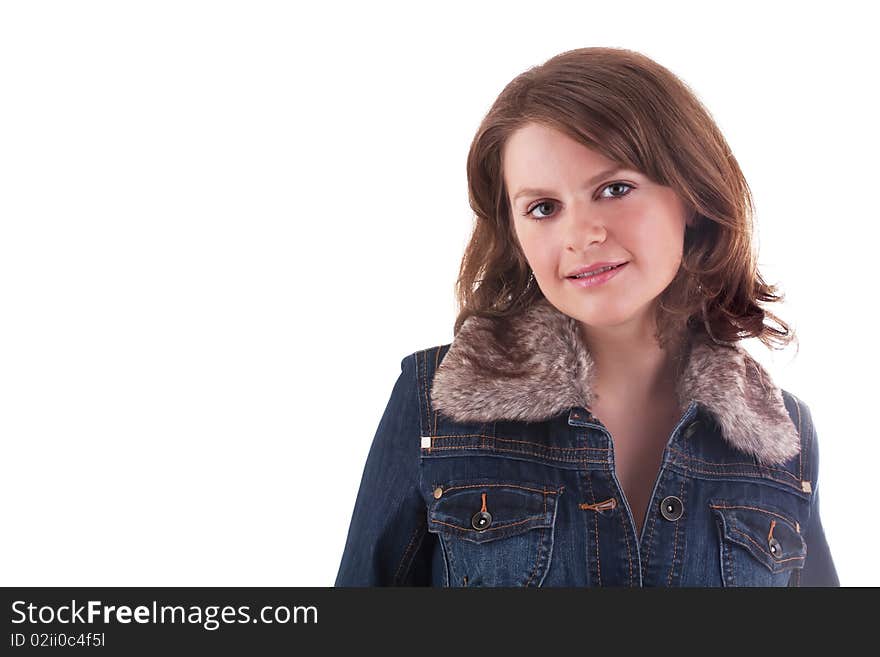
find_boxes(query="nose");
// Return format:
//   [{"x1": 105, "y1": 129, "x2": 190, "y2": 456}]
[{"x1": 565, "y1": 202, "x2": 607, "y2": 251}]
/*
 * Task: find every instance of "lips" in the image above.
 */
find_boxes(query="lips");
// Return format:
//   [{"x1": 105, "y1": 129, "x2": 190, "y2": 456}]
[
  {"x1": 566, "y1": 261, "x2": 628, "y2": 288},
  {"x1": 567, "y1": 262, "x2": 627, "y2": 279}
]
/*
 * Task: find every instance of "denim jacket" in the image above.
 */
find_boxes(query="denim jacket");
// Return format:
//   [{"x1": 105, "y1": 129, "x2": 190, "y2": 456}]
[{"x1": 335, "y1": 298, "x2": 840, "y2": 587}]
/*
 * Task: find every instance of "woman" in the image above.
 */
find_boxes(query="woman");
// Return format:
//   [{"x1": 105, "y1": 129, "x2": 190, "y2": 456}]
[{"x1": 335, "y1": 47, "x2": 840, "y2": 587}]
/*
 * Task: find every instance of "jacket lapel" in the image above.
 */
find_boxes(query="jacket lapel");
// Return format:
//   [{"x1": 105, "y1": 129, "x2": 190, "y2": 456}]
[{"x1": 430, "y1": 297, "x2": 800, "y2": 467}]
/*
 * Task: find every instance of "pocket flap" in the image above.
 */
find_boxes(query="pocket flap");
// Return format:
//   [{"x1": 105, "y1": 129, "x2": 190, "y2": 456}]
[
  {"x1": 710, "y1": 501, "x2": 807, "y2": 573},
  {"x1": 428, "y1": 483, "x2": 563, "y2": 544}
]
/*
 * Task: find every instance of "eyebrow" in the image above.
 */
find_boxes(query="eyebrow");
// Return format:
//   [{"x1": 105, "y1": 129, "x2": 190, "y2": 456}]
[{"x1": 511, "y1": 166, "x2": 629, "y2": 203}]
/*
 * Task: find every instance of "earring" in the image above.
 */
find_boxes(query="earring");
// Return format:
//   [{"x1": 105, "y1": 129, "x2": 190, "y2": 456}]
[{"x1": 527, "y1": 270, "x2": 535, "y2": 286}]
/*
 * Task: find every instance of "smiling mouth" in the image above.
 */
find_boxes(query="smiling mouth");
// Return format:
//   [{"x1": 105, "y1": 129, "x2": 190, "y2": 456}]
[{"x1": 567, "y1": 262, "x2": 628, "y2": 279}]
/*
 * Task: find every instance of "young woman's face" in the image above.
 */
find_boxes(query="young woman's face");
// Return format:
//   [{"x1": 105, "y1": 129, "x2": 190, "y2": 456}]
[{"x1": 503, "y1": 122, "x2": 693, "y2": 334}]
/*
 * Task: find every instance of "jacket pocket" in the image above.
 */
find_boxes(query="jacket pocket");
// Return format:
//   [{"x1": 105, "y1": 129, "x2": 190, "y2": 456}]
[
  {"x1": 709, "y1": 500, "x2": 807, "y2": 587},
  {"x1": 427, "y1": 482, "x2": 563, "y2": 587}
]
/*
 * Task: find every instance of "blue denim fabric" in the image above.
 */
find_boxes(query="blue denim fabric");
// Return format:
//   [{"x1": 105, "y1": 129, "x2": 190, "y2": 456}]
[{"x1": 335, "y1": 346, "x2": 840, "y2": 587}]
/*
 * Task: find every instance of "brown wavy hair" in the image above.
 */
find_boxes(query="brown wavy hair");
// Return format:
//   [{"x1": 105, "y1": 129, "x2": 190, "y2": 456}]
[{"x1": 451, "y1": 46, "x2": 796, "y2": 354}]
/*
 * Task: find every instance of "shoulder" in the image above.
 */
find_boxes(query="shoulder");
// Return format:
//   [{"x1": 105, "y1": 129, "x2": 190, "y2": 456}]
[
  {"x1": 779, "y1": 389, "x2": 821, "y2": 491},
  {"x1": 391, "y1": 344, "x2": 454, "y2": 435},
  {"x1": 399, "y1": 344, "x2": 453, "y2": 385},
  {"x1": 404, "y1": 343, "x2": 453, "y2": 365}
]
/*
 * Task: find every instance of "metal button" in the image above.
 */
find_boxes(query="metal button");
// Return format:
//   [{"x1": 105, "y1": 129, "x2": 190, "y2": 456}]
[
  {"x1": 769, "y1": 537, "x2": 782, "y2": 556},
  {"x1": 433, "y1": 486, "x2": 443, "y2": 499},
  {"x1": 659, "y1": 495, "x2": 684, "y2": 521},
  {"x1": 471, "y1": 510, "x2": 492, "y2": 530}
]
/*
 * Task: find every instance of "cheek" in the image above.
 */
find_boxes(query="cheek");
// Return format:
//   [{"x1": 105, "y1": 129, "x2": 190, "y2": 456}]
[
  {"x1": 628, "y1": 216, "x2": 686, "y2": 268},
  {"x1": 514, "y1": 224, "x2": 554, "y2": 269},
  {"x1": 661, "y1": 222, "x2": 687, "y2": 267},
  {"x1": 528, "y1": 247, "x2": 558, "y2": 277},
  {"x1": 511, "y1": 219, "x2": 534, "y2": 257}
]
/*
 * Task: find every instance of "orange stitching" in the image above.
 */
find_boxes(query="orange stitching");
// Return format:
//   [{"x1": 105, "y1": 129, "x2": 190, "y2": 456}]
[
  {"x1": 618, "y1": 494, "x2": 634, "y2": 586},
  {"x1": 420, "y1": 351, "x2": 431, "y2": 453},
  {"x1": 768, "y1": 519, "x2": 776, "y2": 543},
  {"x1": 524, "y1": 523, "x2": 545, "y2": 587},
  {"x1": 431, "y1": 515, "x2": 541, "y2": 533},
  {"x1": 421, "y1": 444, "x2": 609, "y2": 464},
  {"x1": 667, "y1": 478, "x2": 686, "y2": 586},
  {"x1": 667, "y1": 446, "x2": 800, "y2": 481},
  {"x1": 524, "y1": 493, "x2": 549, "y2": 587},
  {"x1": 727, "y1": 525, "x2": 805, "y2": 563},
  {"x1": 708, "y1": 503, "x2": 799, "y2": 532},
  {"x1": 433, "y1": 347, "x2": 441, "y2": 437},
  {"x1": 429, "y1": 433, "x2": 609, "y2": 452},
  {"x1": 480, "y1": 492, "x2": 487, "y2": 513},
  {"x1": 670, "y1": 460, "x2": 803, "y2": 490},
  {"x1": 422, "y1": 440, "x2": 803, "y2": 481},
  {"x1": 393, "y1": 516, "x2": 425, "y2": 584},
  {"x1": 729, "y1": 533, "x2": 735, "y2": 585},
  {"x1": 586, "y1": 475, "x2": 602, "y2": 587},
  {"x1": 440, "y1": 482, "x2": 564, "y2": 496},
  {"x1": 487, "y1": 436, "x2": 608, "y2": 451},
  {"x1": 642, "y1": 487, "x2": 660, "y2": 578}
]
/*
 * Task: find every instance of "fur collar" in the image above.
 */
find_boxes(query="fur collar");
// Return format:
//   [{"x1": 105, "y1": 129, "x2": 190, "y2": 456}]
[{"x1": 430, "y1": 297, "x2": 800, "y2": 467}]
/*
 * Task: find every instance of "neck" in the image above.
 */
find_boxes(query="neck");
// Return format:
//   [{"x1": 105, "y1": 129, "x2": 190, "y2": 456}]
[{"x1": 579, "y1": 316, "x2": 688, "y2": 408}]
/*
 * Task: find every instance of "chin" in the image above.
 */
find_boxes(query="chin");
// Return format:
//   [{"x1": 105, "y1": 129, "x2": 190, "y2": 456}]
[
  {"x1": 579, "y1": 314, "x2": 639, "y2": 329},
  {"x1": 556, "y1": 296, "x2": 649, "y2": 329}
]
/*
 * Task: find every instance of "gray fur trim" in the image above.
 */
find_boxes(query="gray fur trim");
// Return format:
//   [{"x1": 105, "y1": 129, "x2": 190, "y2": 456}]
[{"x1": 430, "y1": 297, "x2": 800, "y2": 466}]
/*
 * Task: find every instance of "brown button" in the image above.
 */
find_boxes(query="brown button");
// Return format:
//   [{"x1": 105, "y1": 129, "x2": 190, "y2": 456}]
[{"x1": 433, "y1": 486, "x2": 443, "y2": 499}]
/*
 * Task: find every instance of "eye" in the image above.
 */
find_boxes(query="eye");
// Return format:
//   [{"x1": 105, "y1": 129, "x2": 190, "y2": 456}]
[
  {"x1": 522, "y1": 182, "x2": 634, "y2": 221},
  {"x1": 524, "y1": 200, "x2": 558, "y2": 221},
  {"x1": 599, "y1": 182, "x2": 634, "y2": 200}
]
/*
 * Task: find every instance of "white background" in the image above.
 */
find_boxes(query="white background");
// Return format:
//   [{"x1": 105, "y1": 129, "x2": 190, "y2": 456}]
[{"x1": 0, "y1": 0, "x2": 875, "y2": 586}]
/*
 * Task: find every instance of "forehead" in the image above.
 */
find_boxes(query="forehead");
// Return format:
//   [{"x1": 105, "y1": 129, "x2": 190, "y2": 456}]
[
  {"x1": 503, "y1": 124, "x2": 636, "y2": 207},
  {"x1": 502, "y1": 123, "x2": 619, "y2": 181}
]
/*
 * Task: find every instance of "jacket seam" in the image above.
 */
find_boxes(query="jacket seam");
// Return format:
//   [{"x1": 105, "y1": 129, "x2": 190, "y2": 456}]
[
  {"x1": 523, "y1": 497, "x2": 547, "y2": 586},
  {"x1": 418, "y1": 350, "x2": 430, "y2": 439},
  {"x1": 393, "y1": 513, "x2": 427, "y2": 585},
  {"x1": 667, "y1": 460, "x2": 804, "y2": 492},
  {"x1": 667, "y1": 446, "x2": 800, "y2": 480},
  {"x1": 666, "y1": 477, "x2": 687, "y2": 586},
  {"x1": 430, "y1": 433, "x2": 608, "y2": 451},
  {"x1": 708, "y1": 502, "x2": 801, "y2": 530},
  {"x1": 794, "y1": 394, "x2": 804, "y2": 481},
  {"x1": 585, "y1": 474, "x2": 604, "y2": 586},
  {"x1": 433, "y1": 346, "x2": 442, "y2": 436}
]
